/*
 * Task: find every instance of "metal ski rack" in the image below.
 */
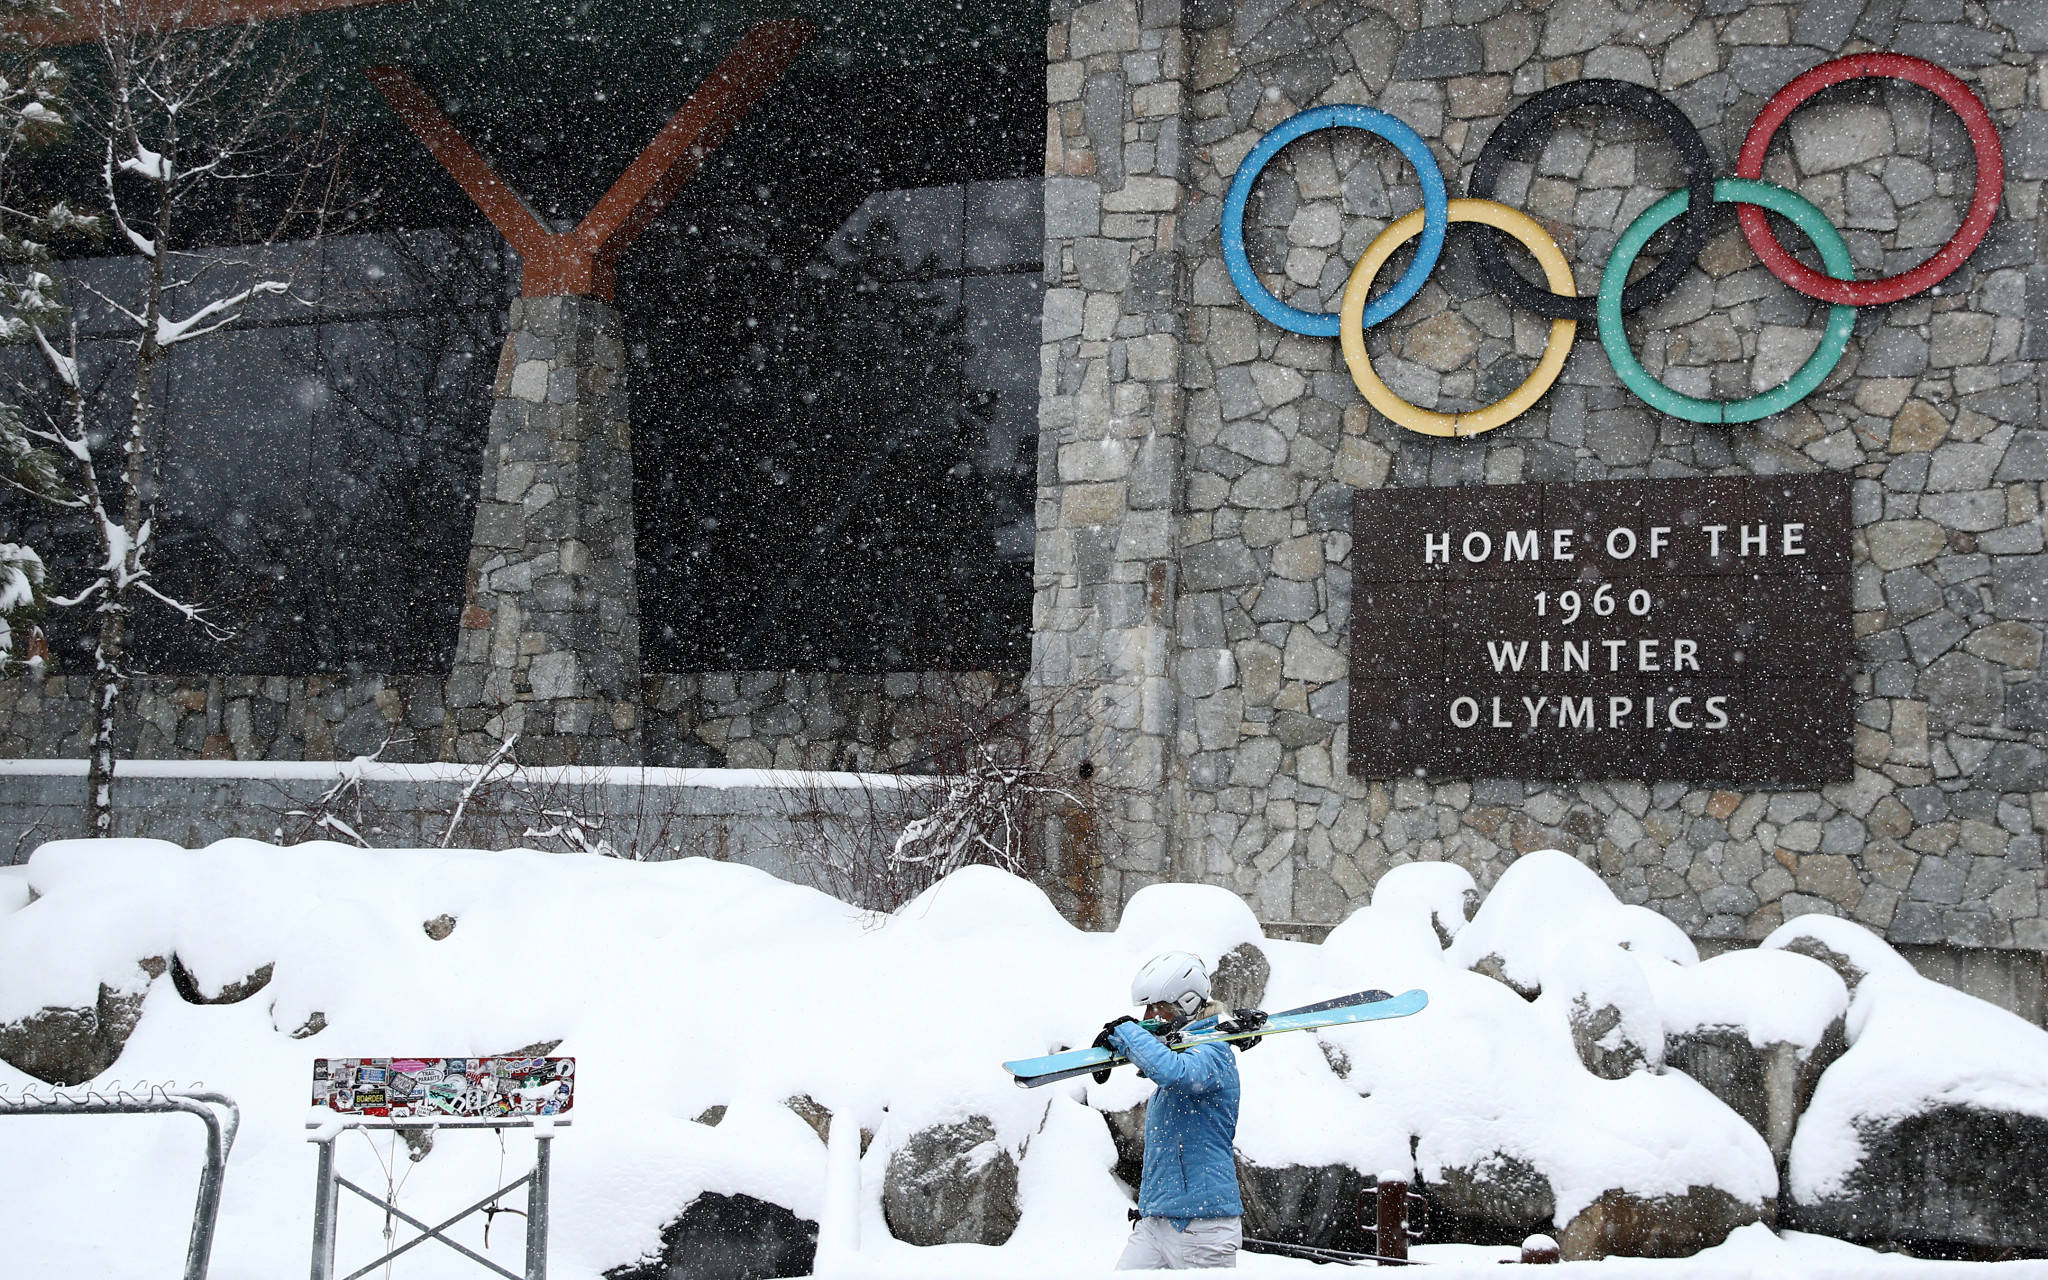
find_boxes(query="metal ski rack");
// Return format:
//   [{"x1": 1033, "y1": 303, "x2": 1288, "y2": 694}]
[
  {"x1": 0, "y1": 1082, "x2": 241, "y2": 1280},
  {"x1": 306, "y1": 1112, "x2": 566, "y2": 1280}
]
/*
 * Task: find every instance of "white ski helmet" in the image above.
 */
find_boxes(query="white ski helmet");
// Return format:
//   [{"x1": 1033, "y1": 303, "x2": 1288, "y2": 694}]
[{"x1": 1131, "y1": 951, "x2": 1211, "y2": 1017}]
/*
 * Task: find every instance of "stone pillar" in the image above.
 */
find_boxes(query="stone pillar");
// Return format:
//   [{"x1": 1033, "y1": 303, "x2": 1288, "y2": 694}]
[
  {"x1": 444, "y1": 295, "x2": 642, "y2": 765},
  {"x1": 1035, "y1": 0, "x2": 1191, "y2": 916}
]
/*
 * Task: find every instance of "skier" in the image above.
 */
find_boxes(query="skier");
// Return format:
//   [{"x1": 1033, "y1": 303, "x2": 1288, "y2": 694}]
[{"x1": 1096, "y1": 951, "x2": 1263, "y2": 1270}]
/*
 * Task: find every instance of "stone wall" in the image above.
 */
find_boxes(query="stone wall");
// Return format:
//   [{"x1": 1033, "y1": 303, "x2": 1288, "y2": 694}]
[
  {"x1": 1035, "y1": 0, "x2": 2048, "y2": 948},
  {"x1": 0, "y1": 674, "x2": 449, "y2": 769},
  {"x1": 0, "y1": 669, "x2": 1004, "y2": 784},
  {"x1": 643, "y1": 672, "x2": 1019, "y2": 771}
]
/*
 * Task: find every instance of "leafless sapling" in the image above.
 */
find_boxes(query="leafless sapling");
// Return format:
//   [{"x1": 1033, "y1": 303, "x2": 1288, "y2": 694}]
[{"x1": 12, "y1": 0, "x2": 340, "y2": 832}]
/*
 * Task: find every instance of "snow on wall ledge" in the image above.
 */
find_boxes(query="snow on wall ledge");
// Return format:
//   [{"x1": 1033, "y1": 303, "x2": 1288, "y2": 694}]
[{"x1": 3, "y1": 842, "x2": 2045, "y2": 1276}]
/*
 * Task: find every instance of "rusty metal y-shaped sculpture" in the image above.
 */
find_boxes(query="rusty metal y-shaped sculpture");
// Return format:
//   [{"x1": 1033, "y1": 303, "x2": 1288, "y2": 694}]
[{"x1": 366, "y1": 18, "x2": 814, "y2": 300}]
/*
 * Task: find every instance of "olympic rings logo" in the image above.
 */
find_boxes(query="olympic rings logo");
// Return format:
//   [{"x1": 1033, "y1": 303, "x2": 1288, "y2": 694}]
[{"x1": 1220, "y1": 54, "x2": 2006, "y2": 438}]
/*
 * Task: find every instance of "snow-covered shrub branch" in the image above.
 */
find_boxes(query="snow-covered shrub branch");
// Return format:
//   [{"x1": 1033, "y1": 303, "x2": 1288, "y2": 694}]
[
  {"x1": 776, "y1": 676, "x2": 1125, "y2": 913},
  {"x1": 0, "y1": 1, "x2": 344, "y2": 834}
]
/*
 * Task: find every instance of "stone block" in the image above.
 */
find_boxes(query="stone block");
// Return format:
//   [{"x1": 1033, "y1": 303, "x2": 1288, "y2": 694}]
[
  {"x1": 1928, "y1": 314, "x2": 1994, "y2": 368},
  {"x1": 1045, "y1": 179, "x2": 1103, "y2": 239},
  {"x1": 1126, "y1": 333, "x2": 1176, "y2": 381},
  {"x1": 1974, "y1": 743, "x2": 2048, "y2": 793},
  {"x1": 1183, "y1": 539, "x2": 1259, "y2": 590},
  {"x1": 1727, "y1": 46, "x2": 1824, "y2": 94},
  {"x1": 1793, "y1": 0, "x2": 1865, "y2": 49},
  {"x1": 1992, "y1": 558, "x2": 2048, "y2": 620},
  {"x1": 1789, "y1": 102, "x2": 1895, "y2": 173},
  {"x1": 1102, "y1": 177, "x2": 1180, "y2": 213},
  {"x1": 1281, "y1": 628, "x2": 1348, "y2": 684},
  {"x1": 1890, "y1": 21, "x2": 2010, "y2": 67},
  {"x1": 509, "y1": 361, "x2": 549, "y2": 402},
  {"x1": 1074, "y1": 238, "x2": 1133, "y2": 292},
  {"x1": 1864, "y1": 521, "x2": 1946, "y2": 570},
  {"x1": 527, "y1": 651, "x2": 582, "y2": 701},
  {"x1": 1394, "y1": 29, "x2": 1483, "y2": 78},
  {"x1": 1068, "y1": 0, "x2": 1140, "y2": 59}
]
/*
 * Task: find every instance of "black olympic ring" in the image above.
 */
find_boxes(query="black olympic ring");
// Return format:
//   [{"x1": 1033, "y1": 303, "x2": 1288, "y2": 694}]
[{"x1": 1466, "y1": 79, "x2": 1719, "y2": 327}]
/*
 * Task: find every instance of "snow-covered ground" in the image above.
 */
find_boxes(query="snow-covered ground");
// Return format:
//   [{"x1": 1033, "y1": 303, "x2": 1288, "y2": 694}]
[{"x1": 0, "y1": 838, "x2": 2042, "y2": 1278}]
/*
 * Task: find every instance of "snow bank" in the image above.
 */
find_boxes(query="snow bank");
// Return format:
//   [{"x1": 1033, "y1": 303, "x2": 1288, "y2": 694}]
[
  {"x1": 0, "y1": 841, "x2": 2029, "y2": 1278},
  {"x1": 1765, "y1": 917, "x2": 2048, "y2": 1201}
]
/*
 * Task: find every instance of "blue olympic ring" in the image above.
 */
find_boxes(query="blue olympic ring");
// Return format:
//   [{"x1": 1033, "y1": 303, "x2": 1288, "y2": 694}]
[{"x1": 1220, "y1": 105, "x2": 1448, "y2": 339}]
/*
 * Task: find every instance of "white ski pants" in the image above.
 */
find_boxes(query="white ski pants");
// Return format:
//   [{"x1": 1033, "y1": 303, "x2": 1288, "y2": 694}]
[{"x1": 1115, "y1": 1215, "x2": 1242, "y2": 1269}]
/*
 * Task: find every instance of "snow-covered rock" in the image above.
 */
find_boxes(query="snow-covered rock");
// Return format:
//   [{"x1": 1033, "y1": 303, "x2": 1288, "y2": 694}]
[
  {"x1": 169, "y1": 955, "x2": 273, "y2": 1005},
  {"x1": 1368, "y1": 859, "x2": 1478, "y2": 948},
  {"x1": 1766, "y1": 917, "x2": 2048, "y2": 1254},
  {"x1": 1314, "y1": 852, "x2": 1776, "y2": 1258},
  {"x1": 1103, "y1": 1058, "x2": 1379, "y2": 1253},
  {"x1": 574, "y1": 1100, "x2": 827, "y2": 1280},
  {"x1": 1649, "y1": 949, "x2": 1850, "y2": 1172},
  {"x1": 1106, "y1": 1090, "x2": 1375, "y2": 1254},
  {"x1": 1211, "y1": 941, "x2": 1270, "y2": 1010},
  {"x1": 1537, "y1": 941, "x2": 1665, "y2": 1079},
  {"x1": 603, "y1": 1193, "x2": 816, "y2": 1280},
  {"x1": 1448, "y1": 849, "x2": 1697, "y2": 997},
  {"x1": 1556, "y1": 1183, "x2": 1775, "y2": 1261},
  {"x1": 1235, "y1": 1157, "x2": 1375, "y2": 1253},
  {"x1": 1115, "y1": 879, "x2": 1267, "y2": 1008},
  {"x1": 0, "y1": 980, "x2": 150, "y2": 1085},
  {"x1": 880, "y1": 1114, "x2": 1022, "y2": 1246}
]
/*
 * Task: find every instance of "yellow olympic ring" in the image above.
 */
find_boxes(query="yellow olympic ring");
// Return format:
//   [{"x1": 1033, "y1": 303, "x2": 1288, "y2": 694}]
[{"x1": 1338, "y1": 198, "x2": 1577, "y2": 438}]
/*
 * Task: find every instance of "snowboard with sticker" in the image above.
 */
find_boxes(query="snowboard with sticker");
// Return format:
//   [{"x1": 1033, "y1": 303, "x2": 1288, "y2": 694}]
[{"x1": 1003, "y1": 988, "x2": 1427, "y2": 1089}]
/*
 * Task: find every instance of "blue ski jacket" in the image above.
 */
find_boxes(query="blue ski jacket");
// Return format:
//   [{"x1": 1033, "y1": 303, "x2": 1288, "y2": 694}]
[{"x1": 1109, "y1": 1016, "x2": 1244, "y2": 1221}]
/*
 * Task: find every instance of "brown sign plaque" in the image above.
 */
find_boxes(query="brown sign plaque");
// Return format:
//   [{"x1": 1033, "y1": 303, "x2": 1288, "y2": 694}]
[{"x1": 1349, "y1": 474, "x2": 1854, "y2": 783}]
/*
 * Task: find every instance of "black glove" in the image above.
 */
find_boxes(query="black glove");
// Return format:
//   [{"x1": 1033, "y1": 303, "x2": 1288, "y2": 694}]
[
  {"x1": 1091, "y1": 1015, "x2": 1138, "y2": 1084},
  {"x1": 1220, "y1": 1008, "x2": 1267, "y2": 1050}
]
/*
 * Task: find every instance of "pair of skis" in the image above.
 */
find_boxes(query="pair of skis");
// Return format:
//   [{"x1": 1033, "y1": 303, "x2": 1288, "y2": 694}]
[{"x1": 1003, "y1": 988, "x2": 1429, "y2": 1089}]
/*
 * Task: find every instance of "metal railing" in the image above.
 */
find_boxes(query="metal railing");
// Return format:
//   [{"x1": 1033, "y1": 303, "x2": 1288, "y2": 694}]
[{"x1": 0, "y1": 1082, "x2": 240, "y2": 1280}]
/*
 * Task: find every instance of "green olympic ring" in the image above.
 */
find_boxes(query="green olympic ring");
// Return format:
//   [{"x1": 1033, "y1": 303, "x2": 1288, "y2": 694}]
[{"x1": 1600, "y1": 178, "x2": 1858, "y2": 426}]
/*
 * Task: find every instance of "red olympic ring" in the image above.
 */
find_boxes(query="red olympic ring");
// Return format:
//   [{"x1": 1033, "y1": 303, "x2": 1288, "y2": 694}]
[{"x1": 1735, "y1": 53, "x2": 2003, "y2": 307}]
